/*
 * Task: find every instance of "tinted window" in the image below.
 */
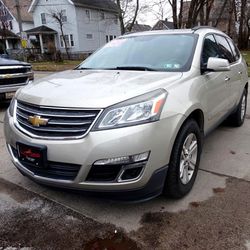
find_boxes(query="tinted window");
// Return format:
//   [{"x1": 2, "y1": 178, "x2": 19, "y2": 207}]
[
  {"x1": 226, "y1": 38, "x2": 240, "y2": 61},
  {"x1": 201, "y1": 35, "x2": 220, "y2": 66},
  {"x1": 78, "y1": 34, "x2": 198, "y2": 72},
  {"x1": 214, "y1": 35, "x2": 234, "y2": 63}
]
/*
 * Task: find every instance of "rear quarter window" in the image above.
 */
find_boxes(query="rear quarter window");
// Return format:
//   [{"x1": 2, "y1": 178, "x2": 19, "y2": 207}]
[{"x1": 226, "y1": 38, "x2": 240, "y2": 61}]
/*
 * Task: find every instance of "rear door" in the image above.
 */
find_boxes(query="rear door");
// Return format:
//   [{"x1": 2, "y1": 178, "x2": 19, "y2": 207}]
[
  {"x1": 214, "y1": 34, "x2": 239, "y2": 110},
  {"x1": 225, "y1": 37, "x2": 244, "y2": 107},
  {"x1": 201, "y1": 34, "x2": 230, "y2": 128}
]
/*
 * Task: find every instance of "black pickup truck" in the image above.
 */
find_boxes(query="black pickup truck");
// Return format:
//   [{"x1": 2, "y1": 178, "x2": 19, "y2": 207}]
[{"x1": 0, "y1": 57, "x2": 34, "y2": 101}]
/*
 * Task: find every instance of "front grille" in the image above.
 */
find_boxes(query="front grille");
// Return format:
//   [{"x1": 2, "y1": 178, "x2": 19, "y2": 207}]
[
  {"x1": 15, "y1": 101, "x2": 101, "y2": 139},
  {"x1": 0, "y1": 77, "x2": 28, "y2": 86},
  {"x1": 0, "y1": 67, "x2": 31, "y2": 75},
  {"x1": 12, "y1": 147, "x2": 81, "y2": 180}
]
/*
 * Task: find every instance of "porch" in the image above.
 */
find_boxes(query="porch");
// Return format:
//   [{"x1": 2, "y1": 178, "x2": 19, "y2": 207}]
[
  {"x1": 25, "y1": 25, "x2": 58, "y2": 54},
  {"x1": 0, "y1": 29, "x2": 20, "y2": 52}
]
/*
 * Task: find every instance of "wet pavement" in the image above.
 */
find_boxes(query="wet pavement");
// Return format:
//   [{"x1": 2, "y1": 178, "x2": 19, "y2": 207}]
[
  {"x1": 1, "y1": 177, "x2": 250, "y2": 249},
  {"x1": 0, "y1": 74, "x2": 250, "y2": 249}
]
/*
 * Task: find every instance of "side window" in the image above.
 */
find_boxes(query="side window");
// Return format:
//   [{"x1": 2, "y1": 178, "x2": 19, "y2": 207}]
[
  {"x1": 201, "y1": 35, "x2": 220, "y2": 66},
  {"x1": 226, "y1": 38, "x2": 240, "y2": 61},
  {"x1": 214, "y1": 35, "x2": 235, "y2": 63}
]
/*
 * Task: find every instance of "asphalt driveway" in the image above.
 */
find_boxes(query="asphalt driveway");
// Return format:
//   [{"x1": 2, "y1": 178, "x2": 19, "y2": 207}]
[{"x1": 0, "y1": 73, "x2": 250, "y2": 249}]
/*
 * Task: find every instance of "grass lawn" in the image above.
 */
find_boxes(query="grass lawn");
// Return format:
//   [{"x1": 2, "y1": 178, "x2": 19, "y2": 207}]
[
  {"x1": 32, "y1": 60, "x2": 82, "y2": 72},
  {"x1": 241, "y1": 51, "x2": 250, "y2": 75}
]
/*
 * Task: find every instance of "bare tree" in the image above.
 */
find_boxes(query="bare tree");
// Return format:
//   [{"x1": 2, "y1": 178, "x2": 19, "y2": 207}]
[
  {"x1": 186, "y1": 0, "x2": 208, "y2": 28},
  {"x1": 238, "y1": 0, "x2": 250, "y2": 49},
  {"x1": 168, "y1": 0, "x2": 178, "y2": 28},
  {"x1": 150, "y1": 0, "x2": 170, "y2": 21},
  {"x1": 116, "y1": 0, "x2": 140, "y2": 34},
  {"x1": 49, "y1": 10, "x2": 70, "y2": 59},
  {"x1": 0, "y1": 7, "x2": 11, "y2": 51}
]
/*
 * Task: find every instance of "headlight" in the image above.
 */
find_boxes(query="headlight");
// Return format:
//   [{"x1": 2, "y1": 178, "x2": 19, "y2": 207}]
[
  {"x1": 93, "y1": 89, "x2": 167, "y2": 130},
  {"x1": 8, "y1": 98, "x2": 16, "y2": 117}
]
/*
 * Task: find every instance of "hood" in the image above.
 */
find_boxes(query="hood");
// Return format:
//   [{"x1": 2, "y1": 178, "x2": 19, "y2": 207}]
[
  {"x1": 0, "y1": 57, "x2": 30, "y2": 66},
  {"x1": 17, "y1": 70, "x2": 183, "y2": 108}
]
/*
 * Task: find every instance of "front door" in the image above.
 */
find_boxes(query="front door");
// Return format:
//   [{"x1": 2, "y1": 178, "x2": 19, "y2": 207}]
[{"x1": 201, "y1": 34, "x2": 230, "y2": 129}]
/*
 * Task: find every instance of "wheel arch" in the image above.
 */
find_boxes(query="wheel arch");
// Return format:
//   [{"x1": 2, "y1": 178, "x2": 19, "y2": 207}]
[{"x1": 167, "y1": 108, "x2": 205, "y2": 166}]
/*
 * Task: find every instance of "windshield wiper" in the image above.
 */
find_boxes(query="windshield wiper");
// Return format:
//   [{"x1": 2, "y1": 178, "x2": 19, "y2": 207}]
[
  {"x1": 76, "y1": 66, "x2": 158, "y2": 71},
  {"x1": 115, "y1": 66, "x2": 157, "y2": 71}
]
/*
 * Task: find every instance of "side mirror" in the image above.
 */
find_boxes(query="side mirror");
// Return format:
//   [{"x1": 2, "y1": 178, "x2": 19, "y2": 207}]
[{"x1": 206, "y1": 57, "x2": 230, "y2": 72}]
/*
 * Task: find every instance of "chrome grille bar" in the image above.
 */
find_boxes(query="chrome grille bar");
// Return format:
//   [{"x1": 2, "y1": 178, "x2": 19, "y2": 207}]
[{"x1": 14, "y1": 100, "x2": 102, "y2": 140}]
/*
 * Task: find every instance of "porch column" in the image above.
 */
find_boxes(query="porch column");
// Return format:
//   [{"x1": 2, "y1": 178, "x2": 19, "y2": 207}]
[
  {"x1": 39, "y1": 33, "x2": 44, "y2": 54},
  {"x1": 5, "y1": 39, "x2": 10, "y2": 49}
]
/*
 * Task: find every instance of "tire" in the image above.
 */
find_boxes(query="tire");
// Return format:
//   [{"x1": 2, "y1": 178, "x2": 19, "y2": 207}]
[
  {"x1": 227, "y1": 88, "x2": 248, "y2": 127},
  {"x1": 163, "y1": 119, "x2": 202, "y2": 199}
]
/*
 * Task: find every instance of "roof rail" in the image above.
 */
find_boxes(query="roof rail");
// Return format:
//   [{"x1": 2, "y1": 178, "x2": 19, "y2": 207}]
[{"x1": 192, "y1": 26, "x2": 220, "y2": 32}]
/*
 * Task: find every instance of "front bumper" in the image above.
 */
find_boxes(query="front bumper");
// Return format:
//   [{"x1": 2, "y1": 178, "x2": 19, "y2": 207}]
[{"x1": 4, "y1": 109, "x2": 183, "y2": 199}]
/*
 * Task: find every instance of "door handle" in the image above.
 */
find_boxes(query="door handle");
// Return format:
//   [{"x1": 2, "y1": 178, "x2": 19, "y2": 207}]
[{"x1": 225, "y1": 76, "x2": 230, "y2": 82}]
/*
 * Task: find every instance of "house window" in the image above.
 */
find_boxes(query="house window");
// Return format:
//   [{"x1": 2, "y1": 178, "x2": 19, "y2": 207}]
[
  {"x1": 100, "y1": 12, "x2": 105, "y2": 20},
  {"x1": 86, "y1": 10, "x2": 90, "y2": 19},
  {"x1": 41, "y1": 13, "x2": 46, "y2": 24},
  {"x1": 62, "y1": 9, "x2": 67, "y2": 22},
  {"x1": 114, "y1": 15, "x2": 118, "y2": 24},
  {"x1": 106, "y1": 35, "x2": 116, "y2": 43},
  {"x1": 60, "y1": 34, "x2": 74, "y2": 47},
  {"x1": 86, "y1": 34, "x2": 93, "y2": 39},
  {"x1": 9, "y1": 20, "x2": 12, "y2": 30},
  {"x1": 0, "y1": 7, "x2": 7, "y2": 16},
  {"x1": 70, "y1": 34, "x2": 74, "y2": 46}
]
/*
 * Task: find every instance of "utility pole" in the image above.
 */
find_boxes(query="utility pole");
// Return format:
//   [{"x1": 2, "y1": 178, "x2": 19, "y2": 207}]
[{"x1": 15, "y1": 0, "x2": 23, "y2": 33}]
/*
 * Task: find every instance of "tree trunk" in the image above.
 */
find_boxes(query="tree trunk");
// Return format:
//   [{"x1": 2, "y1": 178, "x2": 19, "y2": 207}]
[
  {"x1": 200, "y1": 5, "x2": 205, "y2": 25},
  {"x1": 186, "y1": 0, "x2": 197, "y2": 28},
  {"x1": 205, "y1": 0, "x2": 214, "y2": 25},
  {"x1": 60, "y1": 25, "x2": 70, "y2": 60},
  {"x1": 116, "y1": 0, "x2": 125, "y2": 34},
  {"x1": 238, "y1": 0, "x2": 247, "y2": 49},
  {"x1": 214, "y1": 0, "x2": 229, "y2": 27},
  {"x1": 126, "y1": 0, "x2": 140, "y2": 32},
  {"x1": 178, "y1": 0, "x2": 184, "y2": 28}
]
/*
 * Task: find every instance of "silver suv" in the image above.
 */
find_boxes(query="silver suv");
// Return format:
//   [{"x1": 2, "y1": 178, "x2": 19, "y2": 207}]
[{"x1": 4, "y1": 27, "x2": 248, "y2": 200}]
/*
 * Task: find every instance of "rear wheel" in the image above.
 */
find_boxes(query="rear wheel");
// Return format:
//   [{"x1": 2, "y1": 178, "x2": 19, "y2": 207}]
[
  {"x1": 227, "y1": 88, "x2": 247, "y2": 127},
  {"x1": 163, "y1": 119, "x2": 202, "y2": 199}
]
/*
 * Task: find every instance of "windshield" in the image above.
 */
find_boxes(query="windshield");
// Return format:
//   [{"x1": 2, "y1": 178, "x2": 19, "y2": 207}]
[{"x1": 78, "y1": 34, "x2": 198, "y2": 72}]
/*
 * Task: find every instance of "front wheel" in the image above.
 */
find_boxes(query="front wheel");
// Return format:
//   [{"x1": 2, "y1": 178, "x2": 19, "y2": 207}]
[{"x1": 163, "y1": 119, "x2": 202, "y2": 199}]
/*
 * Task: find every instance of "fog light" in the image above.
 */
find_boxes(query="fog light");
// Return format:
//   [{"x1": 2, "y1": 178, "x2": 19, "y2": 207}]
[{"x1": 94, "y1": 151, "x2": 150, "y2": 166}]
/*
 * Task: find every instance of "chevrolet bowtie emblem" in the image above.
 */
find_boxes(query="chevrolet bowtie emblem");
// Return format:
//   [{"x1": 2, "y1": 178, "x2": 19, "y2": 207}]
[{"x1": 28, "y1": 115, "x2": 49, "y2": 127}]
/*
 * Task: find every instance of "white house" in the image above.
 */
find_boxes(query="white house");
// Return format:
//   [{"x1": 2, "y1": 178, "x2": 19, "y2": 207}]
[
  {"x1": 0, "y1": 0, "x2": 33, "y2": 50},
  {"x1": 27, "y1": 0, "x2": 121, "y2": 54}
]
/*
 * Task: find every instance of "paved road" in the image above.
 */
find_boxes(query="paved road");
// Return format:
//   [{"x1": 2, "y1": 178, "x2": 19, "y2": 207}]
[{"x1": 0, "y1": 73, "x2": 250, "y2": 249}]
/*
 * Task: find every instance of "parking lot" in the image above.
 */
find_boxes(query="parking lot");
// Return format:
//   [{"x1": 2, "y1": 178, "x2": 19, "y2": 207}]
[{"x1": 0, "y1": 73, "x2": 250, "y2": 249}]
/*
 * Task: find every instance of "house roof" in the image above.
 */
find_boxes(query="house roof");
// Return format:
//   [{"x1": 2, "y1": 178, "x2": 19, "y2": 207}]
[
  {"x1": 29, "y1": 0, "x2": 119, "y2": 13},
  {"x1": 71, "y1": 0, "x2": 119, "y2": 13},
  {"x1": 1, "y1": 0, "x2": 33, "y2": 22},
  {"x1": 126, "y1": 23, "x2": 152, "y2": 32},
  {"x1": 0, "y1": 29, "x2": 20, "y2": 39},
  {"x1": 25, "y1": 25, "x2": 57, "y2": 35},
  {"x1": 152, "y1": 20, "x2": 174, "y2": 30}
]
